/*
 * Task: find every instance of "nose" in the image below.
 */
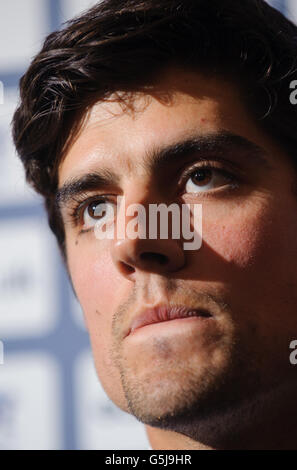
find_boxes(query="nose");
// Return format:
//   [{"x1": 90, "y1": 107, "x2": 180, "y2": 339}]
[
  {"x1": 110, "y1": 187, "x2": 186, "y2": 280},
  {"x1": 111, "y1": 237, "x2": 185, "y2": 280}
]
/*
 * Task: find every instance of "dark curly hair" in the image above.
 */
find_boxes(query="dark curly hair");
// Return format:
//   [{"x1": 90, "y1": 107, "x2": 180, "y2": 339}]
[{"x1": 11, "y1": 0, "x2": 297, "y2": 263}]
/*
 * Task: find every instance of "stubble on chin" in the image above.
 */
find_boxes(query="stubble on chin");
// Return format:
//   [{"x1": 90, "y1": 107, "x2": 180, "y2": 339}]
[{"x1": 109, "y1": 314, "x2": 249, "y2": 429}]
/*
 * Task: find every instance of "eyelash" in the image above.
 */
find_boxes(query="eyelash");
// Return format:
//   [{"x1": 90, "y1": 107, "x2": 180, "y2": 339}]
[
  {"x1": 67, "y1": 161, "x2": 239, "y2": 228},
  {"x1": 68, "y1": 193, "x2": 109, "y2": 228},
  {"x1": 178, "y1": 160, "x2": 238, "y2": 194}
]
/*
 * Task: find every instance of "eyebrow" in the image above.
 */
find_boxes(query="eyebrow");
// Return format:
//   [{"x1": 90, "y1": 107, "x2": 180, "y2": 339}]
[
  {"x1": 56, "y1": 130, "x2": 271, "y2": 212},
  {"x1": 56, "y1": 168, "x2": 120, "y2": 211},
  {"x1": 144, "y1": 131, "x2": 270, "y2": 173}
]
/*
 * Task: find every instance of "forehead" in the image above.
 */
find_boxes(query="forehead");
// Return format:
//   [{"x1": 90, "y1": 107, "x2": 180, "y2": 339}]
[{"x1": 57, "y1": 70, "x2": 260, "y2": 185}]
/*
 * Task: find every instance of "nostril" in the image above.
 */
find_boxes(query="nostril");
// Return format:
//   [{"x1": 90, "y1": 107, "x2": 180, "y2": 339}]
[{"x1": 139, "y1": 252, "x2": 168, "y2": 265}]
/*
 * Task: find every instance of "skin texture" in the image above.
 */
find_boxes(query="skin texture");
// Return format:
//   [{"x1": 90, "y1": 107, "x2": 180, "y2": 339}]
[{"x1": 57, "y1": 68, "x2": 297, "y2": 450}]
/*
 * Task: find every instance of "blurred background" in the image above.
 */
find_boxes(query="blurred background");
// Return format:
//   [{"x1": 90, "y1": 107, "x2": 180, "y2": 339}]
[{"x1": 0, "y1": 0, "x2": 295, "y2": 450}]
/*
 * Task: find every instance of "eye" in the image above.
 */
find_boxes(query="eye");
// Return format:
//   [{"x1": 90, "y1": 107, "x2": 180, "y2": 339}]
[
  {"x1": 82, "y1": 198, "x2": 116, "y2": 229},
  {"x1": 184, "y1": 166, "x2": 235, "y2": 194}
]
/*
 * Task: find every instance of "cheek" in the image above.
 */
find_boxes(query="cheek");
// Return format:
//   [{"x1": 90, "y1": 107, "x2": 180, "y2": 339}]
[
  {"x1": 67, "y1": 239, "x2": 129, "y2": 410},
  {"x1": 200, "y1": 195, "x2": 297, "y2": 330},
  {"x1": 66, "y1": 239, "x2": 123, "y2": 353},
  {"x1": 203, "y1": 195, "x2": 297, "y2": 278},
  {"x1": 202, "y1": 201, "x2": 271, "y2": 269},
  {"x1": 68, "y1": 239, "x2": 121, "y2": 314},
  {"x1": 205, "y1": 218, "x2": 263, "y2": 268}
]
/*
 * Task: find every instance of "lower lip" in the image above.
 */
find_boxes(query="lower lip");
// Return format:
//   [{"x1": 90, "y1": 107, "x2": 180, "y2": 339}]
[{"x1": 126, "y1": 315, "x2": 213, "y2": 339}]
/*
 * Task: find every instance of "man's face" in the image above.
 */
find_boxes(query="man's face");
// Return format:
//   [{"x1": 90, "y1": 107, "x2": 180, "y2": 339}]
[{"x1": 57, "y1": 69, "x2": 297, "y2": 441}]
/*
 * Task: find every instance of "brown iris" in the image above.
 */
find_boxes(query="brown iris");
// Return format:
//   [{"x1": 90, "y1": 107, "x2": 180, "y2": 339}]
[
  {"x1": 191, "y1": 168, "x2": 212, "y2": 186},
  {"x1": 87, "y1": 201, "x2": 106, "y2": 219}
]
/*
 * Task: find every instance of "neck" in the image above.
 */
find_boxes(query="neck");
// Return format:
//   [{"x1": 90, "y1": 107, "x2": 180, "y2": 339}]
[
  {"x1": 145, "y1": 426, "x2": 212, "y2": 450},
  {"x1": 145, "y1": 381, "x2": 297, "y2": 450},
  {"x1": 145, "y1": 422, "x2": 297, "y2": 450}
]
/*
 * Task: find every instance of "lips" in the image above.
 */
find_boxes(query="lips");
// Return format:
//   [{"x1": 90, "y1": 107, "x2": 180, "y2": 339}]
[{"x1": 126, "y1": 304, "x2": 212, "y2": 337}]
